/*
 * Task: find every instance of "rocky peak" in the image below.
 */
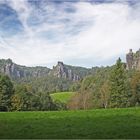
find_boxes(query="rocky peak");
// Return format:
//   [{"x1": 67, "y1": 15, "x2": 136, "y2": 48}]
[
  {"x1": 54, "y1": 61, "x2": 67, "y2": 78},
  {"x1": 0, "y1": 59, "x2": 14, "y2": 76},
  {"x1": 52, "y1": 61, "x2": 80, "y2": 81},
  {"x1": 0, "y1": 59, "x2": 51, "y2": 79},
  {"x1": 58, "y1": 61, "x2": 64, "y2": 66},
  {"x1": 126, "y1": 49, "x2": 134, "y2": 70},
  {"x1": 0, "y1": 59, "x2": 82, "y2": 81},
  {"x1": 126, "y1": 49, "x2": 140, "y2": 70}
]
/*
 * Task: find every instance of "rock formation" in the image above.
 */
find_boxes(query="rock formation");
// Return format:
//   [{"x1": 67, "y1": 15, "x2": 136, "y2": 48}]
[
  {"x1": 126, "y1": 49, "x2": 140, "y2": 70},
  {"x1": 0, "y1": 59, "x2": 82, "y2": 81},
  {"x1": 0, "y1": 59, "x2": 51, "y2": 79},
  {"x1": 52, "y1": 61, "x2": 80, "y2": 81}
]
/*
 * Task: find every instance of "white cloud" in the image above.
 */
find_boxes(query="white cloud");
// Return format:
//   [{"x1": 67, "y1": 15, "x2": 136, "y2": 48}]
[
  {"x1": 72, "y1": 2, "x2": 140, "y2": 59},
  {"x1": 0, "y1": 0, "x2": 140, "y2": 68}
]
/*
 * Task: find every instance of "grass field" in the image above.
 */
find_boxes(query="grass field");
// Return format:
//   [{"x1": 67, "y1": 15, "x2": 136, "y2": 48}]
[
  {"x1": 50, "y1": 92, "x2": 75, "y2": 103},
  {"x1": 0, "y1": 108, "x2": 140, "y2": 139}
]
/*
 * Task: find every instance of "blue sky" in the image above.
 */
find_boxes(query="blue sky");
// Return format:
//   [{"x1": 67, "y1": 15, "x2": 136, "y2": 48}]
[{"x1": 0, "y1": 0, "x2": 140, "y2": 68}]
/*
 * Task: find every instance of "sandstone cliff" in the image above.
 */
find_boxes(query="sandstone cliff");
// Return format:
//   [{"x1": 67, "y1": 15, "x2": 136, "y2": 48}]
[
  {"x1": 52, "y1": 61, "x2": 80, "y2": 81},
  {"x1": 0, "y1": 59, "x2": 51, "y2": 79},
  {"x1": 0, "y1": 59, "x2": 89, "y2": 81},
  {"x1": 126, "y1": 49, "x2": 140, "y2": 70}
]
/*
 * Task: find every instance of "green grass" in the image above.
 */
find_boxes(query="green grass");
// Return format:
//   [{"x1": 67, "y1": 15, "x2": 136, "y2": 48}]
[
  {"x1": 0, "y1": 108, "x2": 140, "y2": 139},
  {"x1": 50, "y1": 92, "x2": 75, "y2": 103}
]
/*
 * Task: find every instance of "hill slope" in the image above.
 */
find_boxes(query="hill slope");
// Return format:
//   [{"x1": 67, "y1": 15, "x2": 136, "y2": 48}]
[
  {"x1": 0, "y1": 59, "x2": 92, "y2": 93},
  {"x1": 50, "y1": 92, "x2": 75, "y2": 103},
  {"x1": 0, "y1": 59, "x2": 90, "y2": 81}
]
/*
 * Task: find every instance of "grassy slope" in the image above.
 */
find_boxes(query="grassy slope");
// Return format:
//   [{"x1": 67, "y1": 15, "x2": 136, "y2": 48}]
[
  {"x1": 0, "y1": 108, "x2": 140, "y2": 139},
  {"x1": 50, "y1": 92, "x2": 75, "y2": 103}
]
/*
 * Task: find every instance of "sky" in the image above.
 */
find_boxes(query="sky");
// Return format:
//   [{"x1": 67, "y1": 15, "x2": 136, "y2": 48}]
[{"x1": 0, "y1": 0, "x2": 140, "y2": 68}]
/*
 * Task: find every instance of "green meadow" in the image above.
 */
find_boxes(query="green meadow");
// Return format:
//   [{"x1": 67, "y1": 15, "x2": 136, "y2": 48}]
[
  {"x1": 0, "y1": 108, "x2": 140, "y2": 139},
  {"x1": 50, "y1": 92, "x2": 75, "y2": 103}
]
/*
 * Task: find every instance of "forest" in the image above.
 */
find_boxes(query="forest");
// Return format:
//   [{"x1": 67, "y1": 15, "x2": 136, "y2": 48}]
[{"x1": 0, "y1": 57, "x2": 140, "y2": 111}]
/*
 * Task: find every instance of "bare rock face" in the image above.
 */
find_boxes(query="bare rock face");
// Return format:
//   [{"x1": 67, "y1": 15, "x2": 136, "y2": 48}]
[
  {"x1": 126, "y1": 49, "x2": 134, "y2": 70},
  {"x1": 0, "y1": 59, "x2": 50, "y2": 79},
  {"x1": 0, "y1": 59, "x2": 20, "y2": 78},
  {"x1": 52, "y1": 61, "x2": 80, "y2": 81},
  {"x1": 56, "y1": 62, "x2": 67, "y2": 78},
  {"x1": 126, "y1": 49, "x2": 140, "y2": 70},
  {"x1": 0, "y1": 59, "x2": 83, "y2": 81}
]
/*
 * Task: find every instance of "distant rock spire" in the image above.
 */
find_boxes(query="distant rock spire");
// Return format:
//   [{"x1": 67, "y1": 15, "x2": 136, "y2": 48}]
[
  {"x1": 52, "y1": 61, "x2": 80, "y2": 81},
  {"x1": 126, "y1": 49, "x2": 140, "y2": 70},
  {"x1": 126, "y1": 49, "x2": 134, "y2": 70}
]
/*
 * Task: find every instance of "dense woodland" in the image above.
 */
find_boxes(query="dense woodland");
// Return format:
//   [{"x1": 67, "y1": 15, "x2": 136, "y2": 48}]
[{"x1": 0, "y1": 58, "x2": 140, "y2": 111}]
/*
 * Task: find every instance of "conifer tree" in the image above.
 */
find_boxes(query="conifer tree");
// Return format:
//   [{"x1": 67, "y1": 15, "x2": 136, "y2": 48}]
[
  {"x1": 109, "y1": 58, "x2": 129, "y2": 107},
  {"x1": 0, "y1": 74, "x2": 14, "y2": 111}
]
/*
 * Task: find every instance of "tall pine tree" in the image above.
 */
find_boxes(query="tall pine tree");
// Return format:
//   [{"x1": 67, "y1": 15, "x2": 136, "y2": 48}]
[
  {"x1": 0, "y1": 74, "x2": 14, "y2": 111},
  {"x1": 109, "y1": 58, "x2": 129, "y2": 108}
]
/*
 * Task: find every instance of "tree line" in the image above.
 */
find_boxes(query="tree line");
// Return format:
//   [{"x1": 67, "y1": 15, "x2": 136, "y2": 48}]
[
  {"x1": 68, "y1": 58, "x2": 140, "y2": 109},
  {"x1": 0, "y1": 74, "x2": 66, "y2": 111},
  {"x1": 1, "y1": 58, "x2": 140, "y2": 111}
]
